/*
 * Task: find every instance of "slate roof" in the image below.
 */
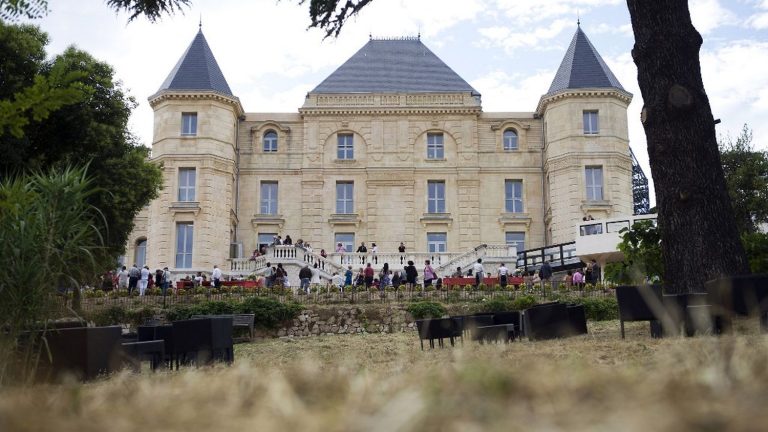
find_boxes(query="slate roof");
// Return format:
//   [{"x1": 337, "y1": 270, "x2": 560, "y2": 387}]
[
  {"x1": 547, "y1": 26, "x2": 625, "y2": 95},
  {"x1": 311, "y1": 38, "x2": 478, "y2": 94},
  {"x1": 157, "y1": 29, "x2": 233, "y2": 96}
]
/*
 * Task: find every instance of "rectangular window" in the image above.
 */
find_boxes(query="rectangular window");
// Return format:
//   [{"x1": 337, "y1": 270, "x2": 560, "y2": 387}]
[
  {"x1": 175, "y1": 223, "x2": 194, "y2": 268},
  {"x1": 505, "y1": 232, "x2": 526, "y2": 252},
  {"x1": 427, "y1": 232, "x2": 447, "y2": 253},
  {"x1": 427, "y1": 180, "x2": 446, "y2": 213},
  {"x1": 257, "y1": 233, "x2": 277, "y2": 250},
  {"x1": 427, "y1": 133, "x2": 444, "y2": 159},
  {"x1": 181, "y1": 112, "x2": 197, "y2": 136},
  {"x1": 583, "y1": 110, "x2": 599, "y2": 134},
  {"x1": 177, "y1": 168, "x2": 196, "y2": 202},
  {"x1": 336, "y1": 181, "x2": 354, "y2": 214},
  {"x1": 586, "y1": 166, "x2": 604, "y2": 201},
  {"x1": 606, "y1": 220, "x2": 630, "y2": 233},
  {"x1": 504, "y1": 180, "x2": 524, "y2": 213},
  {"x1": 337, "y1": 134, "x2": 354, "y2": 160},
  {"x1": 335, "y1": 233, "x2": 355, "y2": 252},
  {"x1": 260, "y1": 181, "x2": 278, "y2": 215}
]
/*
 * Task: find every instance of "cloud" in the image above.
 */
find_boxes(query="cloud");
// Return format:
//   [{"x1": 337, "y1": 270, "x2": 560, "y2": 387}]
[
  {"x1": 746, "y1": 0, "x2": 768, "y2": 29},
  {"x1": 478, "y1": 18, "x2": 573, "y2": 54},
  {"x1": 470, "y1": 69, "x2": 555, "y2": 111},
  {"x1": 491, "y1": 0, "x2": 621, "y2": 25},
  {"x1": 689, "y1": 0, "x2": 739, "y2": 34}
]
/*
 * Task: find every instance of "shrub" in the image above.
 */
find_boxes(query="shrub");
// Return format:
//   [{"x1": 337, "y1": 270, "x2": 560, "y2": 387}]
[
  {"x1": 577, "y1": 297, "x2": 619, "y2": 321},
  {"x1": 511, "y1": 295, "x2": 537, "y2": 311},
  {"x1": 88, "y1": 305, "x2": 127, "y2": 326},
  {"x1": 474, "y1": 298, "x2": 515, "y2": 313},
  {"x1": 407, "y1": 301, "x2": 447, "y2": 319},
  {"x1": 237, "y1": 297, "x2": 302, "y2": 329}
]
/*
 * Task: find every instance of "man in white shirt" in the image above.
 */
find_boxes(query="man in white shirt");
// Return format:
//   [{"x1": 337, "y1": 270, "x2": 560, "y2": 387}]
[
  {"x1": 212, "y1": 265, "x2": 222, "y2": 289},
  {"x1": 331, "y1": 272, "x2": 343, "y2": 288},
  {"x1": 497, "y1": 263, "x2": 509, "y2": 289},
  {"x1": 139, "y1": 265, "x2": 150, "y2": 296},
  {"x1": 473, "y1": 259, "x2": 484, "y2": 288},
  {"x1": 117, "y1": 266, "x2": 129, "y2": 291}
]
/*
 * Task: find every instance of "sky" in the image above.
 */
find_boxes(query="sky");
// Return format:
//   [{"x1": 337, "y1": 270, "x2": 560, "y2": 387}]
[{"x1": 26, "y1": 0, "x2": 768, "y2": 206}]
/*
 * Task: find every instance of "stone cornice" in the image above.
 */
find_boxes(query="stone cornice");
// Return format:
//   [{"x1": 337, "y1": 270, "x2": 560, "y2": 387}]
[
  {"x1": 300, "y1": 92, "x2": 482, "y2": 116},
  {"x1": 535, "y1": 88, "x2": 633, "y2": 115},
  {"x1": 148, "y1": 90, "x2": 244, "y2": 116},
  {"x1": 300, "y1": 107, "x2": 483, "y2": 116}
]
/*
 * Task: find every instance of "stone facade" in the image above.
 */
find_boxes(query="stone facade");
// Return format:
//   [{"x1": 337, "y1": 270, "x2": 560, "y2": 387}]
[{"x1": 124, "y1": 30, "x2": 635, "y2": 275}]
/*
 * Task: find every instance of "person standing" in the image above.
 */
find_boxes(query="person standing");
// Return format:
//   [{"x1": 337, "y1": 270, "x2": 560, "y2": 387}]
[
  {"x1": 498, "y1": 262, "x2": 509, "y2": 289},
  {"x1": 212, "y1": 265, "x2": 222, "y2": 289},
  {"x1": 128, "y1": 264, "x2": 140, "y2": 295},
  {"x1": 299, "y1": 265, "x2": 312, "y2": 294},
  {"x1": 371, "y1": 242, "x2": 378, "y2": 264},
  {"x1": 284, "y1": 235, "x2": 293, "y2": 245},
  {"x1": 118, "y1": 266, "x2": 129, "y2": 291},
  {"x1": 311, "y1": 262, "x2": 321, "y2": 287},
  {"x1": 139, "y1": 265, "x2": 150, "y2": 296},
  {"x1": 162, "y1": 267, "x2": 171, "y2": 294},
  {"x1": 336, "y1": 242, "x2": 346, "y2": 253},
  {"x1": 263, "y1": 262, "x2": 274, "y2": 289},
  {"x1": 379, "y1": 263, "x2": 390, "y2": 291},
  {"x1": 423, "y1": 260, "x2": 435, "y2": 287},
  {"x1": 591, "y1": 259, "x2": 602, "y2": 284},
  {"x1": 364, "y1": 263, "x2": 374, "y2": 288},
  {"x1": 343, "y1": 266, "x2": 353, "y2": 293},
  {"x1": 452, "y1": 266, "x2": 463, "y2": 278},
  {"x1": 404, "y1": 260, "x2": 418, "y2": 292},
  {"x1": 540, "y1": 260, "x2": 553, "y2": 290},
  {"x1": 155, "y1": 268, "x2": 164, "y2": 292},
  {"x1": 473, "y1": 258, "x2": 485, "y2": 288},
  {"x1": 391, "y1": 270, "x2": 402, "y2": 288},
  {"x1": 398, "y1": 242, "x2": 406, "y2": 253},
  {"x1": 331, "y1": 272, "x2": 343, "y2": 289},
  {"x1": 356, "y1": 242, "x2": 367, "y2": 253}
]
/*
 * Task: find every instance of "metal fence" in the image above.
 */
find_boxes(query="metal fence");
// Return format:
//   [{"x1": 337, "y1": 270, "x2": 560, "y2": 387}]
[{"x1": 67, "y1": 283, "x2": 616, "y2": 312}]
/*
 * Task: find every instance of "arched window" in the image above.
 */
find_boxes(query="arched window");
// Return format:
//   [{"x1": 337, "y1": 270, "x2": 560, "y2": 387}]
[
  {"x1": 263, "y1": 130, "x2": 278, "y2": 152},
  {"x1": 503, "y1": 129, "x2": 518, "y2": 151},
  {"x1": 135, "y1": 238, "x2": 147, "y2": 267}
]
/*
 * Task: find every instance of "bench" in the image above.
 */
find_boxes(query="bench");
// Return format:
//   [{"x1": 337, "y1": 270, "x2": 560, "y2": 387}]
[{"x1": 191, "y1": 314, "x2": 255, "y2": 342}]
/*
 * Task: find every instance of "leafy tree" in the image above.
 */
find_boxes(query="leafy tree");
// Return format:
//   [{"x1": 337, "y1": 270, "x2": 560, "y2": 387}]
[
  {"x1": 626, "y1": 0, "x2": 749, "y2": 293},
  {"x1": 742, "y1": 232, "x2": 768, "y2": 274},
  {"x1": 719, "y1": 124, "x2": 768, "y2": 235},
  {"x1": 0, "y1": 22, "x2": 162, "y2": 258},
  {"x1": 606, "y1": 220, "x2": 664, "y2": 285}
]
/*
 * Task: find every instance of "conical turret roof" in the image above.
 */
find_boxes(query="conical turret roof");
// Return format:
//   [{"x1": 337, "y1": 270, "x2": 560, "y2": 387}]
[
  {"x1": 311, "y1": 37, "x2": 478, "y2": 95},
  {"x1": 546, "y1": 26, "x2": 624, "y2": 95},
  {"x1": 157, "y1": 29, "x2": 233, "y2": 96}
]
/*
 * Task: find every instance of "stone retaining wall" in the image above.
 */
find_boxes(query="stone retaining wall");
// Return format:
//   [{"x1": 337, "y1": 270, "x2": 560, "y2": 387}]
[{"x1": 268, "y1": 304, "x2": 419, "y2": 338}]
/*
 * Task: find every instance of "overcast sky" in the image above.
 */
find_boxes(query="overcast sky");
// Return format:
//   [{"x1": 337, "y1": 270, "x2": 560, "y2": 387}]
[{"x1": 27, "y1": 0, "x2": 768, "y2": 206}]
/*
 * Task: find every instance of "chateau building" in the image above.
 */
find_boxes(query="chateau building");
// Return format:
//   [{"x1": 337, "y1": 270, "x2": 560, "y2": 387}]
[{"x1": 126, "y1": 25, "x2": 635, "y2": 275}]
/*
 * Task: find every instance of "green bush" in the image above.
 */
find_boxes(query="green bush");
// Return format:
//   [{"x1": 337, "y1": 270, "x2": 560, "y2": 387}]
[
  {"x1": 578, "y1": 297, "x2": 618, "y2": 321},
  {"x1": 406, "y1": 301, "x2": 447, "y2": 319},
  {"x1": 87, "y1": 305, "x2": 127, "y2": 326},
  {"x1": 512, "y1": 295, "x2": 537, "y2": 311},
  {"x1": 237, "y1": 297, "x2": 302, "y2": 329},
  {"x1": 475, "y1": 298, "x2": 514, "y2": 313}
]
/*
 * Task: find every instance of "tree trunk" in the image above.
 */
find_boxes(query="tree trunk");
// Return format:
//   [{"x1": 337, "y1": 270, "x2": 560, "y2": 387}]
[{"x1": 626, "y1": 0, "x2": 750, "y2": 293}]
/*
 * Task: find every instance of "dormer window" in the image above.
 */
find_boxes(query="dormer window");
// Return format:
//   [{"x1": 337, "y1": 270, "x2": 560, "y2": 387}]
[
  {"x1": 263, "y1": 130, "x2": 278, "y2": 152},
  {"x1": 503, "y1": 129, "x2": 518, "y2": 151}
]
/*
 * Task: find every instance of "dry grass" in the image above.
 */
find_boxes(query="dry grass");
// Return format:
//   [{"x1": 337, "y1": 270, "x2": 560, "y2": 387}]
[{"x1": 2, "y1": 320, "x2": 768, "y2": 431}]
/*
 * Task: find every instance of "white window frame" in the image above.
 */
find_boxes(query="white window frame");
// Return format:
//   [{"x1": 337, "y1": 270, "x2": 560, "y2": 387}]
[
  {"x1": 583, "y1": 110, "x2": 599, "y2": 135},
  {"x1": 135, "y1": 238, "x2": 147, "y2": 267},
  {"x1": 427, "y1": 233, "x2": 447, "y2": 253},
  {"x1": 177, "y1": 168, "x2": 196, "y2": 202},
  {"x1": 586, "y1": 166, "x2": 604, "y2": 201},
  {"x1": 336, "y1": 181, "x2": 354, "y2": 214},
  {"x1": 503, "y1": 129, "x2": 518, "y2": 151},
  {"x1": 337, "y1": 134, "x2": 354, "y2": 160},
  {"x1": 427, "y1": 133, "x2": 444, "y2": 159},
  {"x1": 263, "y1": 130, "x2": 278, "y2": 152},
  {"x1": 175, "y1": 223, "x2": 194, "y2": 268},
  {"x1": 505, "y1": 232, "x2": 525, "y2": 252},
  {"x1": 181, "y1": 112, "x2": 197, "y2": 136},
  {"x1": 505, "y1": 179, "x2": 524, "y2": 213},
  {"x1": 427, "y1": 180, "x2": 446, "y2": 213},
  {"x1": 335, "y1": 233, "x2": 355, "y2": 252},
  {"x1": 260, "y1": 181, "x2": 278, "y2": 215}
]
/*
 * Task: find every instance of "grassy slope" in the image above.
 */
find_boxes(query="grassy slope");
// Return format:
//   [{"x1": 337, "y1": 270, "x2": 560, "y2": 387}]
[{"x1": 1, "y1": 320, "x2": 768, "y2": 431}]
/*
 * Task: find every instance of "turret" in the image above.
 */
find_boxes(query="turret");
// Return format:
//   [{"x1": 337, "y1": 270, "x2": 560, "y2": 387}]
[{"x1": 538, "y1": 25, "x2": 633, "y2": 244}]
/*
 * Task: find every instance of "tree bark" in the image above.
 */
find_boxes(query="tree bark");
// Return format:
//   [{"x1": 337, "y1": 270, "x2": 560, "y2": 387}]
[{"x1": 626, "y1": 0, "x2": 750, "y2": 293}]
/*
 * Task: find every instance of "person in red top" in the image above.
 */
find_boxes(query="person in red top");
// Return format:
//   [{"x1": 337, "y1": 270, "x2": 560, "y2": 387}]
[{"x1": 364, "y1": 263, "x2": 375, "y2": 288}]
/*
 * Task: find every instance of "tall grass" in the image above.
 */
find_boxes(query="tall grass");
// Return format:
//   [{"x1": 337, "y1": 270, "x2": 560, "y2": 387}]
[
  {"x1": 1, "y1": 324, "x2": 768, "y2": 431},
  {"x1": 0, "y1": 166, "x2": 106, "y2": 384}
]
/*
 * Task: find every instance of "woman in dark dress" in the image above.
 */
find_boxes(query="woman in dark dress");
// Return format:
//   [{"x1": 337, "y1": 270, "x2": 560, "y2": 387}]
[{"x1": 404, "y1": 260, "x2": 418, "y2": 292}]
